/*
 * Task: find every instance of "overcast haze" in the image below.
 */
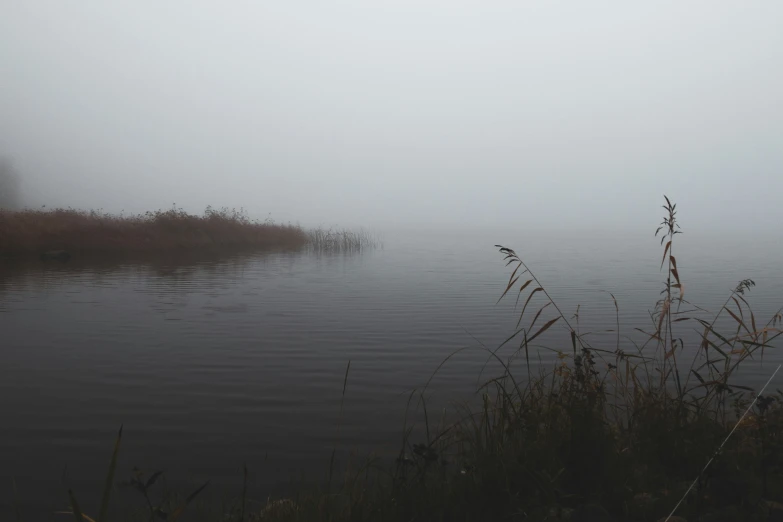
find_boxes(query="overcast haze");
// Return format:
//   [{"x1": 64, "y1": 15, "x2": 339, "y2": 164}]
[{"x1": 1, "y1": 1, "x2": 781, "y2": 231}]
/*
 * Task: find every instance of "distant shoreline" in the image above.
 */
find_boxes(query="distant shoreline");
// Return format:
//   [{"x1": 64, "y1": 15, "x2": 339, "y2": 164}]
[{"x1": 0, "y1": 207, "x2": 378, "y2": 260}]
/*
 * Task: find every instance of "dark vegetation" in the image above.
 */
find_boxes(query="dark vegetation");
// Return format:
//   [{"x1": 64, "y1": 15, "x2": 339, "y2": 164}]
[
  {"x1": 13, "y1": 197, "x2": 783, "y2": 521},
  {"x1": 0, "y1": 207, "x2": 307, "y2": 257},
  {"x1": 0, "y1": 207, "x2": 379, "y2": 259}
]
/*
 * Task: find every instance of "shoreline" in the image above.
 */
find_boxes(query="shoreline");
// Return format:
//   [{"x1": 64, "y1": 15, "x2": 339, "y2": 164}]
[
  {"x1": 0, "y1": 207, "x2": 378, "y2": 260},
  {"x1": 0, "y1": 207, "x2": 308, "y2": 259}
]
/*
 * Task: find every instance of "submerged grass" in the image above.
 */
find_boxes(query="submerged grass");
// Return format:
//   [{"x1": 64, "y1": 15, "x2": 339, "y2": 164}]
[
  {"x1": 0, "y1": 207, "x2": 379, "y2": 258},
  {"x1": 21, "y1": 197, "x2": 783, "y2": 521}
]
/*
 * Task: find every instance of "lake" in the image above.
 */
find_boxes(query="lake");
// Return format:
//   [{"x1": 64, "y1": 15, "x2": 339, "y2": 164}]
[{"x1": 1, "y1": 228, "x2": 781, "y2": 517}]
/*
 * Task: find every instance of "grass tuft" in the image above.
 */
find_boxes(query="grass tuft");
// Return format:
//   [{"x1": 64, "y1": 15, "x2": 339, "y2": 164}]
[
  {"x1": 305, "y1": 227, "x2": 381, "y2": 253},
  {"x1": 243, "y1": 196, "x2": 783, "y2": 521}
]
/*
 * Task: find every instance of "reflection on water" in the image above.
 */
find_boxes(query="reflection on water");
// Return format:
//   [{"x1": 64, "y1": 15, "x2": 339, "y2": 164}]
[{"x1": 1, "y1": 229, "x2": 782, "y2": 516}]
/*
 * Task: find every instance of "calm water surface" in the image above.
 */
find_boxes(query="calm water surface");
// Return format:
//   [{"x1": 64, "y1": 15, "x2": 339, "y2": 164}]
[{"x1": 1, "y1": 229, "x2": 781, "y2": 516}]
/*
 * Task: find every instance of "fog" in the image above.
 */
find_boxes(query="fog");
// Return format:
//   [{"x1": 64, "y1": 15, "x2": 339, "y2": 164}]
[{"x1": 1, "y1": 1, "x2": 781, "y2": 231}]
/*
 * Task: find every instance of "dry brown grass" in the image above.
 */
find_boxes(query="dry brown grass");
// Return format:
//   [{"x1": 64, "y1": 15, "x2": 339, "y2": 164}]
[{"x1": 0, "y1": 206, "x2": 309, "y2": 258}]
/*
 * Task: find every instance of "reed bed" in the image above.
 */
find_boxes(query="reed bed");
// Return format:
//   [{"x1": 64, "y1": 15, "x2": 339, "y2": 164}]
[
  {"x1": 22, "y1": 197, "x2": 783, "y2": 521},
  {"x1": 0, "y1": 207, "x2": 379, "y2": 259},
  {"x1": 0, "y1": 206, "x2": 307, "y2": 257}
]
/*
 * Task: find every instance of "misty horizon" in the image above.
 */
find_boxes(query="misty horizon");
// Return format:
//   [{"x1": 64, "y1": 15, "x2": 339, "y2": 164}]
[
  {"x1": 3, "y1": 4, "x2": 783, "y2": 517},
  {"x1": 1, "y1": 2, "x2": 781, "y2": 231}
]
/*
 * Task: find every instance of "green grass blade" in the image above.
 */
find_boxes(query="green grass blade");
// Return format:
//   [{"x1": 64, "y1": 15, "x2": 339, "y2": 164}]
[
  {"x1": 98, "y1": 425, "x2": 122, "y2": 522},
  {"x1": 68, "y1": 489, "x2": 84, "y2": 522},
  {"x1": 168, "y1": 481, "x2": 209, "y2": 521},
  {"x1": 240, "y1": 465, "x2": 248, "y2": 522}
]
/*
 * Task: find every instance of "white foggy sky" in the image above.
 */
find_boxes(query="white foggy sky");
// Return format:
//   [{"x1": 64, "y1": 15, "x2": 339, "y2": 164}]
[{"x1": 1, "y1": 1, "x2": 781, "y2": 230}]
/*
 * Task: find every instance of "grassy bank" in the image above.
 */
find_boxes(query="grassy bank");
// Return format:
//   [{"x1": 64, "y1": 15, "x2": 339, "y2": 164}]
[
  {"x1": 0, "y1": 207, "x2": 378, "y2": 259},
  {"x1": 24, "y1": 198, "x2": 783, "y2": 521}
]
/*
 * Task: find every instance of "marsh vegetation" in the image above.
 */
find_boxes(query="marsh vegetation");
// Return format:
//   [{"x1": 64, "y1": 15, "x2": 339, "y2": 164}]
[
  {"x1": 15, "y1": 197, "x2": 783, "y2": 522},
  {"x1": 0, "y1": 207, "x2": 379, "y2": 259}
]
